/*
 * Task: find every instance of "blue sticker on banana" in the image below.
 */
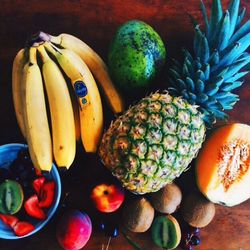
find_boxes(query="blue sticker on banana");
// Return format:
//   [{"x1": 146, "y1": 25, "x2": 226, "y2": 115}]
[{"x1": 74, "y1": 81, "x2": 88, "y2": 97}]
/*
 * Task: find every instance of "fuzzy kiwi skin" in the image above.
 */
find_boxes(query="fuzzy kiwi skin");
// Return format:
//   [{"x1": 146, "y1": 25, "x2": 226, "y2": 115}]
[
  {"x1": 122, "y1": 197, "x2": 154, "y2": 233},
  {"x1": 148, "y1": 183, "x2": 182, "y2": 214},
  {"x1": 181, "y1": 192, "x2": 216, "y2": 228}
]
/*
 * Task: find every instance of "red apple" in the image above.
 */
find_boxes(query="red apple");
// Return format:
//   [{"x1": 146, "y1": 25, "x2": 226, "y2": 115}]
[
  {"x1": 56, "y1": 210, "x2": 92, "y2": 250},
  {"x1": 91, "y1": 184, "x2": 125, "y2": 213}
]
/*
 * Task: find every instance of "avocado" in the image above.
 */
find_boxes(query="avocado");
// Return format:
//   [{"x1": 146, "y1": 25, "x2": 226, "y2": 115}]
[{"x1": 108, "y1": 20, "x2": 166, "y2": 92}]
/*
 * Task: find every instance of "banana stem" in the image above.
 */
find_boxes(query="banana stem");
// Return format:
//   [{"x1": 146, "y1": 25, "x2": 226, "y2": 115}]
[
  {"x1": 38, "y1": 31, "x2": 51, "y2": 42},
  {"x1": 26, "y1": 31, "x2": 51, "y2": 48}
]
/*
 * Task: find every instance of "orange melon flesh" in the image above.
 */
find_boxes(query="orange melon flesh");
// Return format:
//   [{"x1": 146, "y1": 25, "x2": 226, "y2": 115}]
[{"x1": 196, "y1": 123, "x2": 250, "y2": 207}]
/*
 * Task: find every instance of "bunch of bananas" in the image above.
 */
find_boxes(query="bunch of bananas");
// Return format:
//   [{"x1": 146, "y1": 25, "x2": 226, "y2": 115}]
[{"x1": 12, "y1": 32, "x2": 124, "y2": 172}]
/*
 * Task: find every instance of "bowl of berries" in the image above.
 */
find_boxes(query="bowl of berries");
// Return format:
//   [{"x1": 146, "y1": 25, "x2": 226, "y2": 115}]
[{"x1": 0, "y1": 143, "x2": 61, "y2": 239}]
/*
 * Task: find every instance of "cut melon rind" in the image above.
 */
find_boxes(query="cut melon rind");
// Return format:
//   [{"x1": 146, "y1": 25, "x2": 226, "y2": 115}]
[{"x1": 196, "y1": 123, "x2": 250, "y2": 207}]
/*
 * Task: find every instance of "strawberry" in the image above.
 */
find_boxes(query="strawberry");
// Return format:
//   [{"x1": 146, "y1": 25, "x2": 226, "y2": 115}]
[
  {"x1": 0, "y1": 213, "x2": 18, "y2": 228},
  {"x1": 24, "y1": 194, "x2": 46, "y2": 220},
  {"x1": 32, "y1": 177, "x2": 46, "y2": 195},
  {"x1": 13, "y1": 221, "x2": 35, "y2": 237},
  {"x1": 39, "y1": 181, "x2": 55, "y2": 208}
]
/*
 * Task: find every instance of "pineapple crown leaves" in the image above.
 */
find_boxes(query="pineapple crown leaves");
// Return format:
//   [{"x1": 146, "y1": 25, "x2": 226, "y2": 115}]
[{"x1": 168, "y1": 0, "x2": 250, "y2": 126}]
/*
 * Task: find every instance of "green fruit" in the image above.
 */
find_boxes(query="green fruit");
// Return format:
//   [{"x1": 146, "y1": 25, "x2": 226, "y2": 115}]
[
  {"x1": 151, "y1": 215, "x2": 181, "y2": 249},
  {"x1": 99, "y1": 92, "x2": 206, "y2": 194},
  {"x1": 0, "y1": 180, "x2": 24, "y2": 215},
  {"x1": 108, "y1": 20, "x2": 166, "y2": 92}
]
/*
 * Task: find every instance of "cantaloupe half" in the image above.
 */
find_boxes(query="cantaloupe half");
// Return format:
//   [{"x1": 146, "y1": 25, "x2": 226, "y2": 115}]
[{"x1": 196, "y1": 123, "x2": 250, "y2": 207}]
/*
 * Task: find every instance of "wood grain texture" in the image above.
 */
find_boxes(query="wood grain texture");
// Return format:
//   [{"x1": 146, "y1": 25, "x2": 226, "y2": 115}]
[{"x1": 0, "y1": 0, "x2": 250, "y2": 249}]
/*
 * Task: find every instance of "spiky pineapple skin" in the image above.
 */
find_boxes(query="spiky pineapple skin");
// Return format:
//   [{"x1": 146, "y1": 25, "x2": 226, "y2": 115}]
[{"x1": 99, "y1": 92, "x2": 206, "y2": 194}]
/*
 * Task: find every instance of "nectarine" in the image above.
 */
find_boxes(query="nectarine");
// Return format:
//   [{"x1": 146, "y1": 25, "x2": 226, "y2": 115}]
[{"x1": 91, "y1": 184, "x2": 124, "y2": 213}]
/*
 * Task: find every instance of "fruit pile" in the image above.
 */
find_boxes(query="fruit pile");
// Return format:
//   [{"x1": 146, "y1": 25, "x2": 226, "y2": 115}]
[
  {"x1": 5, "y1": 0, "x2": 250, "y2": 249},
  {"x1": 120, "y1": 183, "x2": 215, "y2": 250},
  {"x1": 0, "y1": 148, "x2": 55, "y2": 237},
  {"x1": 98, "y1": 0, "x2": 250, "y2": 248},
  {"x1": 99, "y1": 0, "x2": 250, "y2": 195}
]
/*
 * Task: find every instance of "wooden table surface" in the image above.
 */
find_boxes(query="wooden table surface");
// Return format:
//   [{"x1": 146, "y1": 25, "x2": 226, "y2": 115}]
[{"x1": 0, "y1": 0, "x2": 250, "y2": 249}]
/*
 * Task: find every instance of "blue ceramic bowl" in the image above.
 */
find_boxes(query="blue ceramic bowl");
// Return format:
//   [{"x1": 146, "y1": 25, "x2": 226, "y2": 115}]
[{"x1": 0, "y1": 143, "x2": 61, "y2": 239}]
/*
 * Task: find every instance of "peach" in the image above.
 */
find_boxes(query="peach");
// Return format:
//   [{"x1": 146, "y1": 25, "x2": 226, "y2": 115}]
[
  {"x1": 56, "y1": 209, "x2": 92, "y2": 250},
  {"x1": 91, "y1": 183, "x2": 125, "y2": 213}
]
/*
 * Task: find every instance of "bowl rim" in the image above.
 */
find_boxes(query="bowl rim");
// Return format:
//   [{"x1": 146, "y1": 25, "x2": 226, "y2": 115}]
[{"x1": 0, "y1": 143, "x2": 61, "y2": 240}]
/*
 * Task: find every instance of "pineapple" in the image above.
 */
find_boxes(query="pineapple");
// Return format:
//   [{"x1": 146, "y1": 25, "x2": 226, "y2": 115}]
[
  {"x1": 99, "y1": 0, "x2": 250, "y2": 194},
  {"x1": 100, "y1": 93, "x2": 205, "y2": 193}
]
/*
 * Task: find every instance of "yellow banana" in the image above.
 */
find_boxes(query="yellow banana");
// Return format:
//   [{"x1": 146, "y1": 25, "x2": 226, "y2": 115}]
[
  {"x1": 64, "y1": 81, "x2": 81, "y2": 142},
  {"x1": 38, "y1": 45, "x2": 76, "y2": 169},
  {"x1": 22, "y1": 47, "x2": 52, "y2": 171},
  {"x1": 49, "y1": 32, "x2": 125, "y2": 114},
  {"x1": 44, "y1": 42, "x2": 103, "y2": 153},
  {"x1": 12, "y1": 48, "x2": 27, "y2": 137}
]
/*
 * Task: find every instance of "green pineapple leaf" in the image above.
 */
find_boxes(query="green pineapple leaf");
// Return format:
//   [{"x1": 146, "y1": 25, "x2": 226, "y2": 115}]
[
  {"x1": 228, "y1": 0, "x2": 240, "y2": 38},
  {"x1": 208, "y1": 0, "x2": 223, "y2": 40},
  {"x1": 211, "y1": 11, "x2": 230, "y2": 51},
  {"x1": 169, "y1": 0, "x2": 250, "y2": 126},
  {"x1": 220, "y1": 81, "x2": 243, "y2": 91},
  {"x1": 230, "y1": 20, "x2": 250, "y2": 44},
  {"x1": 200, "y1": 0, "x2": 209, "y2": 35},
  {"x1": 236, "y1": 7, "x2": 246, "y2": 29}
]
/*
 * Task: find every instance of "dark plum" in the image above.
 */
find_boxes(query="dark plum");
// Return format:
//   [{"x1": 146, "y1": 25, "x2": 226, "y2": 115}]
[
  {"x1": 190, "y1": 235, "x2": 201, "y2": 246},
  {"x1": 181, "y1": 227, "x2": 201, "y2": 249},
  {"x1": 99, "y1": 220, "x2": 119, "y2": 238},
  {"x1": 105, "y1": 224, "x2": 119, "y2": 238},
  {"x1": 111, "y1": 227, "x2": 119, "y2": 238}
]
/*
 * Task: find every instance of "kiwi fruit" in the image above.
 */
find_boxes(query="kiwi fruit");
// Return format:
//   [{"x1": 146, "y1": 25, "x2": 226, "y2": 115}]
[
  {"x1": 122, "y1": 197, "x2": 154, "y2": 233},
  {"x1": 148, "y1": 183, "x2": 182, "y2": 214},
  {"x1": 151, "y1": 215, "x2": 181, "y2": 249},
  {"x1": 0, "y1": 180, "x2": 24, "y2": 215},
  {"x1": 181, "y1": 192, "x2": 216, "y2": 228}
]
